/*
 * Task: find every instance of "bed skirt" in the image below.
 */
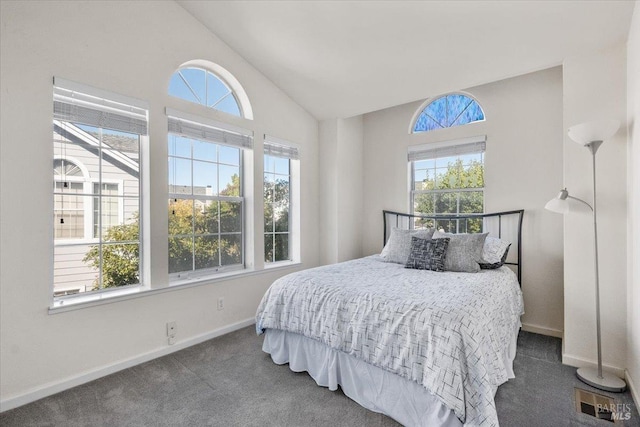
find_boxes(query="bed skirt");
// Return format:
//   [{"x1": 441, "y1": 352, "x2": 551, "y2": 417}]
[{"x1": 262, "y1": 328, "x2": 464, "y2": 427}]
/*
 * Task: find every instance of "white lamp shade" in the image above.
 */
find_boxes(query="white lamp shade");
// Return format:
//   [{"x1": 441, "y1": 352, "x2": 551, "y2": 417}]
[
  {"x1": 545, "y1": 197, "x2": 569, "y2": 214},
  {"x1": 568, "y1": 119, "x2": 620, "y2": 146}
]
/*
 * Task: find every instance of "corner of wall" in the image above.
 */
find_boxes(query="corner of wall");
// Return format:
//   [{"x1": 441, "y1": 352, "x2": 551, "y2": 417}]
[{"x1": 626, "y1": 0, "x2": 640, "y2": 407}]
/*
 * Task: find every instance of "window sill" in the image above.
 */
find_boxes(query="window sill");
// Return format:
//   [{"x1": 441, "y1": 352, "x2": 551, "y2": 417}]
[
  {"x1": 48, "y1": 262, "x2": 302, "y2": 314},
  {"x1": 168, "y1": 266, "x2": 254, "y2": 288},
  {"x1": 264, "y1": 259, "x2": 297, "y2": 269}
]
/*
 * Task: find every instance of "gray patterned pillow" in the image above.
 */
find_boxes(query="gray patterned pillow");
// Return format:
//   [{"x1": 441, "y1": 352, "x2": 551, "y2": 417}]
[
  {"x1": 405, "y1": 237, "x2": 450, "y2": 271},
  {"x1": 381, "y1": 227, "x2": 435, "y2": 264},
  {"x1": 432, "y1": 231, "x2": 488, "y2": 273},
  {"x1": 479, "y1": 237, "x2": 511, "y2": 269}
]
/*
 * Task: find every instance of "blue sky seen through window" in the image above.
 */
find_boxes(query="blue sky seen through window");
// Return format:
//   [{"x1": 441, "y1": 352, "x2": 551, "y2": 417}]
[
  {"x1": 168, "y1": 67, "x2": 241, "y2": 117},
  {"x1": 414, "y1": 94, "x2": 484, "y2": 132},
  {"x1": 168, "y1": 135, "x2": 240, "y2": 197}
]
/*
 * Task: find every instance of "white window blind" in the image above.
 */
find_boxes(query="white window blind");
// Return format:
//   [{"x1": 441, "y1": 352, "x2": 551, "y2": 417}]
[
  {"x1": 264, "y1": 135, "x2": 299, "y2": 160},
  {"x1": 53, "y1": 78, "x2": 148, "y2": 135},
  {"x1": 168, "y1": 116, "x2": 253, "y2": 150},
  {"x1": 408, "y1": 136, "x2": 485, "y2": 162}
]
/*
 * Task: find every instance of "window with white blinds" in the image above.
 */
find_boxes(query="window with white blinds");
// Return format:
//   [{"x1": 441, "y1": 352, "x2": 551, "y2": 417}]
[
  {"x1": 167, "y1": 113, "x2": 252, "y2": 278},
  {"x1": 409, "y1": 136, "x2": 485, "y2": 233},
  {"x1": 264, "y1": 136, "x2": 299, "y2": 264},
  {"x1": 52, "y1": 78, "x2": 147, "y2": 298}
]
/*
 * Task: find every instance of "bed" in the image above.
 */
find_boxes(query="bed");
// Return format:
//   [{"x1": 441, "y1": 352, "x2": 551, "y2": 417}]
[{"x1": 256, "y1": 210, "x2": 525, "y2": 427}]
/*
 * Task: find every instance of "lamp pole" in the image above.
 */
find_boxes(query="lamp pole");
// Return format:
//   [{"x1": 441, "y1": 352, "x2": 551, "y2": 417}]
[
  {"x1": 587, "y1": 141, "x2": 603, "y2": 380},
  {"x1": 574, "y1": 140, "x2": 626, "y2": 392}
]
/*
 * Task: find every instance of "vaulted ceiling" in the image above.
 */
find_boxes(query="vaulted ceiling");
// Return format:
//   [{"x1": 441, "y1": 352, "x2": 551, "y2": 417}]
[{"x1": 178, "y1": 1, "x2": 634, "y2": 120}]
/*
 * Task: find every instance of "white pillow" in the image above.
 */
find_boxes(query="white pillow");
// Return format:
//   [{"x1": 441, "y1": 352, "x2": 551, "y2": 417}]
[
  {"x1": 381, "y1": 227, "x2": 435, "y2": 264},
  {"x1": 432, "y1": 231, "x2": 488, "y2": 273},
  {"x1": 480, "y1": 236, "x2": 511, "y2": 269}
]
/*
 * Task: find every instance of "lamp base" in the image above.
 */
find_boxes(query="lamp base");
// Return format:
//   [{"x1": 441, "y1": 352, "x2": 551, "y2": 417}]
[{"x1": 577, "y1": 367, "x2": 627, "y2": 393}]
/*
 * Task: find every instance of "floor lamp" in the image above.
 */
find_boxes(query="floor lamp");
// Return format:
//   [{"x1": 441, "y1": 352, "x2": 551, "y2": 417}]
[{"x1": 545, "y1": 119, "x2": 626, "y2": 393}]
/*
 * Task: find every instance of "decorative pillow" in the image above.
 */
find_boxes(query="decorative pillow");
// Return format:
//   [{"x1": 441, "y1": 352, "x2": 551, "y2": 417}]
[
  {"x1": 405, "y1": 237, "x2": 450, "y2": 271},
  {"x1": 479, "y1": 237, "x2": 511, "y2": 270},
  {"x1": 432, "y1": 231, "x2": 488, "y2": 273},
  {"x1": 381, "y1": 227, "x2": 435, "y2": 264}
]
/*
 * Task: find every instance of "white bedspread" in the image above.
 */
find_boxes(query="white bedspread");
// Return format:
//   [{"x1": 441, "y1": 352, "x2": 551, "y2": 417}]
[{"x1": 256, "y1": 255, "x2": 524, "y2": 426}]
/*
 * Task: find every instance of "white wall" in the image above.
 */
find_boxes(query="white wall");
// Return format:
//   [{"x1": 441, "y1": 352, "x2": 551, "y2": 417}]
[
  {"x1": 336, "y1": 116, "x2": 364, "y2": 262},
  {"x1": 362, "y1": 67, "x2": 565, "y2": 337},
  {"x1": 562, "y1": 47, "x2": 628, "y2": 375},
  {"x1": 0, "y1": 0, "x2": 319, "y2": 408},
  {"x1": 319, "y1": 116, "x2": 364, "y2": 264},
  {"x1": 319, "y1": 120, "x2": 339, "y2": 264},
  {"x1": 626, "y1": 0, "x2": 640, "y2": 404}
]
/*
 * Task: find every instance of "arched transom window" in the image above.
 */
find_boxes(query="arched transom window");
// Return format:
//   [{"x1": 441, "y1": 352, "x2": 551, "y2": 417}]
[
  {"x1": 413, "y1": 93, "x2": 484, "y2": 133},
  {"x1": 54, "y1": 158, "x2": 85, "y2": 178},
  {"x1": 169, "y1": 66, "x2": 243, "y2": 117}
]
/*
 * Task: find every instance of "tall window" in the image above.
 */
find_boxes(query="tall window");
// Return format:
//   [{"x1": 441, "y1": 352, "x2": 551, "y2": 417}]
[
  {"x1": 413, "y1": 93, "x2": 484, "y2": 133},
  {"x1": 167, "y1": 115, "x2": 252, "y2": 277},
  {"x1": 409, "y1": 139, "x2": 485, "y2": 233},
  {"x1": 263, "y1": 143, "x2": 295, "y2": 264},
  {"x1": 169, "y1": 67, "x2": 242, "y2": 117},
  {"x1": 53, "y1": 79, "x2": 146, "y2": 296}
]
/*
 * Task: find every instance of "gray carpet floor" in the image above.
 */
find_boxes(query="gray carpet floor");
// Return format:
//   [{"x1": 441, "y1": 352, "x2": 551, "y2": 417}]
[{"x1": 1, "y1": 327, "x2": 638, "y2": 427}]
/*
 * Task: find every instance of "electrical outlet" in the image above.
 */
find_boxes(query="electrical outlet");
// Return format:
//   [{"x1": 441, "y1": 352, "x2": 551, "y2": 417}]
[
  {"x1": 168, "y1": 336, "x2": 176, "y2": 345},
  {"x1": 217, "y1": 297, "x2": 224, "y2": 311},
  {"x1": 167, "y1": 321, "x2": 177, "y2": 337}
]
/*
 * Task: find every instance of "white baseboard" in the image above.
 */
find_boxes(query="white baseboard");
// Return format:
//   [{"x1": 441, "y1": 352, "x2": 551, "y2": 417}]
[
  {"x1": 562, "y1": 353, "x2": 626, "y2": 379},
  {"x1": 0, "y1": 317, "x2": 255, "y2": 413},
  {"x1": 521, "y1": 322, "x2": 563, "y2": 338},
  {"x1": 626, "y1": 370, "x2": 639, "y2": 406}
]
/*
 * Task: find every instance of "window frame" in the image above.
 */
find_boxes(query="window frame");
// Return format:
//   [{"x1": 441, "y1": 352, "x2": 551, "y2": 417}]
[
  {"x1": 168, "y1": 64, "x2": 252, "y2": 119},
  {"x1": 166, "y1": 111, "x2": 253, "y2": 282},
  {"x1": 263, "y1": 136, "x2": 300, "y2": 267},
  {"x1": 167, "y1": 134, "x2": 246, "y2": 280},
  {"x1": 409, "y1": 138, "x2": 486, "y2": 233},
  {"x1": 51, "y1": 78, "x2": 148, "y2": 307},
  {"x1": 263, "y1": 153, "x2": 292, "y2": 264},
  {"x1": 409, "y1": 92, "x2": 485, "y2": 134}
]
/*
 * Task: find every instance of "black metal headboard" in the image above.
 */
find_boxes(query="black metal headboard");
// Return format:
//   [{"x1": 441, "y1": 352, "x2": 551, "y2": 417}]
[{"x1": 383, "y1": 210, "x2": 524, "y2": 284}]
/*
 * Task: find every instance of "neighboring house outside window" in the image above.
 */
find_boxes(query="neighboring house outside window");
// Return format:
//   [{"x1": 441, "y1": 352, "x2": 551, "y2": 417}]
[
  {"x1": 93, "y1": 183, "x2": 120, "y2": 238},
  {"x1": 409, "y1": 139, "x2": 486, "y2": 233},
  {"x1": 52, "y1": 79, "x2": 146, "y2": 298},
  {"x1": 54, "y1": 159, "x2": 86, "y2": 239}
]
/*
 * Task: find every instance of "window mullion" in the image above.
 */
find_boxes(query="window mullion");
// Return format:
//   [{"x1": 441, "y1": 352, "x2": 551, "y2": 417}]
[
  {"x1": 456, "y1": 191, "x2": 460, "y2": 233},
  {"x1": 209, "y1": 91, "x2": 232, "y2": 109},
  {"x1": 178, "y1": 70, "x2": 202, "y2": 105},
  {"x1": 98, "y1": 127, "x2": 103, "y2": 291}
]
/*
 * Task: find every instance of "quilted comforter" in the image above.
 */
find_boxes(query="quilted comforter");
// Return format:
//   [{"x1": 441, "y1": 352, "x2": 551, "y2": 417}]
[{"x1": 256, "y1": 255, "x2": 524, "y2": 426}]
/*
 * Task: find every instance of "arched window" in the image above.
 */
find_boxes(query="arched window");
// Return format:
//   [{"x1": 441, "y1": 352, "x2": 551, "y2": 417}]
[
  {"x1": 54, "y1": 158, "x2": 85, "y2": 178},
  {"x1": 53, "y1": 158, "x2": 87, "y2": 240},
  {"x1": 168, "y1": 62, "x2": 252, "y2": 119},
  {"x1": 412, "y1": 93, "x2": 484, "y2": 133}
]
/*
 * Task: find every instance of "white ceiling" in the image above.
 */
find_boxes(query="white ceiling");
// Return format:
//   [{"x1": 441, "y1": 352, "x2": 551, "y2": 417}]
[{"x1": 178, "y1": 1, "x2": 634, "y2": 120}]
